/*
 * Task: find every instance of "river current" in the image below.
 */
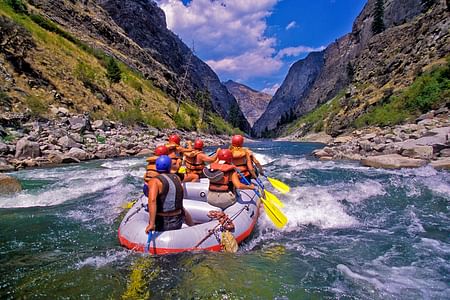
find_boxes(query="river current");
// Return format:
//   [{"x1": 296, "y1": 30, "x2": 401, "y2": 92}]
[{"x1": 0, "y1": 141, "x2": 449, "y2": 299}]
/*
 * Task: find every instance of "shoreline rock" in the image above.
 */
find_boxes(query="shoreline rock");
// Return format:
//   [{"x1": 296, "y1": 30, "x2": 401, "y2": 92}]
[
  {"x1": 0, "y1": 174, "x2": 22, "y2": 194},
  {"x1": 0, "y1": 111, "x2": 230, "y2": 172},
  {"x1": 304, "y1": 110, "x2": 449, "y2": 170}
]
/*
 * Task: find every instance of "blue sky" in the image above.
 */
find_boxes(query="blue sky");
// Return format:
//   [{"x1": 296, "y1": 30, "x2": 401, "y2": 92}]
[{"x1": 157, "y1": 0, "x2": 367, "y2": 94}]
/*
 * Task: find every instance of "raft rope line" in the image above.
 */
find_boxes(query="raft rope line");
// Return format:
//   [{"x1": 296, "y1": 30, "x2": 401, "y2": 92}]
[{"x1": 194, "y1": 204, "x2": 250, "y2": 249}]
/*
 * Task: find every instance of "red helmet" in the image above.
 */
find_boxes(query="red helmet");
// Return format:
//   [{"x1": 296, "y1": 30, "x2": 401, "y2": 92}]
[
  {"x1": 168, "y1": 134, "x2": 181, "y2": 145},
  {"x1": 194, "y1": 139, "x2": 204, "y2": 150},
  {"x1": 231, "y1": 135, "x2": 244, "y2": 147},
  {"x1": 154, "y1": 145, "x2": 168, "y2": 156},
  {"x1": 218, "y1": 149, "x2": 233, "y2": 163}
]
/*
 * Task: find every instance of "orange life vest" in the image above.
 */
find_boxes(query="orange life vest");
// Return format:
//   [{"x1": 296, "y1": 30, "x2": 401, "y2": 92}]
[
  {"x1": 230, "y1": 147, "x2": 253, "y2": 177},
  {"x1": 144, "y1": 156, "x2": 159, "y2": 181},
  {"x1": 184, "y1": 150, "x2": 204, "y2": 174},
  {"x1": 208, "y1": 163, "x2": 235, "y2": 192}
]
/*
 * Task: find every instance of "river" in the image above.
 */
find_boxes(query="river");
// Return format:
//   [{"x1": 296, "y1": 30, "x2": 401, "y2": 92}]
[{"x1": 0, "y1": 141, "x2": 449, "y2": 299}]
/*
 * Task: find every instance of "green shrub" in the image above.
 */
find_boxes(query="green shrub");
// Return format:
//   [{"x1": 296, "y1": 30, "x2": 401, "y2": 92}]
[
  {"x1": 173, "y1": 112, "x2": 195, "y2": 131},
  {"x1": 25, "y1": 95, "x2": 46, "y2": 117},
  {"x1": 207, "y1": 113, "x2": 242, "y2": 135},
  {"x1": 96, "y1": 134, "x2": 106, "y2": 144},
  {"x1": 1, "y1": 135, "x2": 15, "y2": 142},
  {"x1": 29, "y1": 14, "x2": 78, "y2": 44},
  {"x1": 74, "y1": 61, "x2": 97, "y2": 86},
  {"x1": 354, "y1": 60, "x2": 450, "y2": 128},
  {"x1": 6, "y1": 0, "x2": 27, "y2": 14},
  {"x1": 106, "y1": 57, "x2": 121, "y2": 84}
]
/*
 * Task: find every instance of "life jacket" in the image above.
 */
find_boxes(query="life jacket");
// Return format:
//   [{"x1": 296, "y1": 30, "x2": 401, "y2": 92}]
[
  {"x1": 184, "y1": 150, "x2": 204, "y2": 174},
  {"x1": 207, "y1": 163, "x2": 235, "y2": 192},
  {"x1": 166, "y1": 143, "x2": 179, "y2": 157},
  {"x1": 168, "y1": 152, "x2": 180, "y2": 173},
  {"x1": 155, "y1": 174, "x2": 183, "y2": 213},
  {"x1": 144, "y1": 156, "x2": 159, "y2": 181},
  {"x1": 230, "y1": 146, "x2": 253, "y2": 177}
]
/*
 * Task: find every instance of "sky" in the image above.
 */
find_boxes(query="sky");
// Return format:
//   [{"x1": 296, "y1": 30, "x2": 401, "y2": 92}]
[{"x1": 156, "y1": 0, "x2": 367, "y2": 95}]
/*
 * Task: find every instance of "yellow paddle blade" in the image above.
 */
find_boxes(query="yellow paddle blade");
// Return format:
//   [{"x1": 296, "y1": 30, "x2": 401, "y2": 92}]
[
  {"x1": 264, "y1": 190, "x2": 284, "y2": 208},
  {"x1": 122, "y1": 199, "x2": 137, "y2": 209},
  {"x1": 267, "y1": 177, "x2": 290, "y2": 194},
  {"x1": 178, "y1": 166, "x2": 187, "y2": 174},
  {"x1": 261, "y1": 196, "x2": 288, "y2": 229}
]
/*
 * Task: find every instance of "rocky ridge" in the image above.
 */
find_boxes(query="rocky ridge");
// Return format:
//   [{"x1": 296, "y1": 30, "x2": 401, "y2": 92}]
[
  {"x1": 254, "y1": 0, "x2": 449, "y2": 136},
  {"x1": 26, "y1": 0, "x2": 249, "y2": 131},
  {"x1": 0, "y1": 108, "x2": 228, "y2": 172},
  {"x1": 223, "y1": 80, "x2": 271, "y2": 127},
  {"x1": 311, "y1": 109, "x2": 450, "y2": 169}
]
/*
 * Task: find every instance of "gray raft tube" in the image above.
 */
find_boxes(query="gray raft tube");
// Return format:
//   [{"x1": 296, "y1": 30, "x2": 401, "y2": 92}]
[{"x1": 118, "y1": 180, "x2": 261, "y2": 254}]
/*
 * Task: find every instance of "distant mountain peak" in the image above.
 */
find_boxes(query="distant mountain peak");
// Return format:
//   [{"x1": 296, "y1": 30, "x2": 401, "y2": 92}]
[{"x1": 224, "y1": 80, "x2": 271, "y2": 127}]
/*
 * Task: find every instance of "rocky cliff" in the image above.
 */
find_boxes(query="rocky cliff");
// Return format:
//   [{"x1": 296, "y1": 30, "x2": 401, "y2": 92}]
[
  {"x1": 223, "y1": 80, "x2": 271, "y2": 127},
  {"x1": 19, "y1": 0, "x2": 250, "y2": 131},
  {"x1": 253, "y1": 51, "x2": 324, "y2": 133},
  {"x1": 254, "y1": 0, "x2": 449, "y2": 136}
]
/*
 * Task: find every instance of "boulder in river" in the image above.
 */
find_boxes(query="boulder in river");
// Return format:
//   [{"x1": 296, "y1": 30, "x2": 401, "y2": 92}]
[
  {"x1": 361, "y1": 154, "x2": 427, "y2": 169},
  {"x1": 0, "y1": 174, "x2": 22, "y2": 194},
  {"x1": 0, "y1": 158, "x2": 14, "y2": 172},
  {"x1": 430, "y1": 158, "x2": 450, "y2": 170},
  {"x1": 67, "y1": 148, "x2": 88, "y2": 161},
  {"x1": 15, "y1": 137, "x2": 41, "y2": 159}
]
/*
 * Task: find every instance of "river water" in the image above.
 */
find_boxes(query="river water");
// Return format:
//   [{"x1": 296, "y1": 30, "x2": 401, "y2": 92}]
[{"x1": 0, "y1": 141, "x2": 449, "y2": 299}]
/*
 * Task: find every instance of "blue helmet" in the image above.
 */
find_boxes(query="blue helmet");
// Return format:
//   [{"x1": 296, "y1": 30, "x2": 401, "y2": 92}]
[{"x1": 156, "y1": 155, "x2": 172, "y2": 173}]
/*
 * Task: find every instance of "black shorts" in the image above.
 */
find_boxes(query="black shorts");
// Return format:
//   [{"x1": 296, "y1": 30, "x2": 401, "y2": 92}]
[{"x1": 155, "y1": 214, "x2": 183, "y2": 231}]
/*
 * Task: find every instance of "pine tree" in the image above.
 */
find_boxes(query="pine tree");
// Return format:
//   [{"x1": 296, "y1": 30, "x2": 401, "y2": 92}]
[
  {"x1": 229, "y1": 102, "x2": 240, "y2": 128},
  {"x1": 372, "y1": 0, "x2": 385, "y2": 35},
  {"x1": 106, "y1": 57, "x2": 121, "y2": 84},
  {"x1": 421, "y1": 0, "x2": 436, "y2": 11},
  {"x1": 347, "y1": 62, "x2": 355, "y2": 81},
  {"x1": 6, "y1": 0, "x2": 27, "y2": 14}
]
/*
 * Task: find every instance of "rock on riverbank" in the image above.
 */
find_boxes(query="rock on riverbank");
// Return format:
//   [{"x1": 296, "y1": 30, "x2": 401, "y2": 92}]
[
  {"x1": 0, "y1": 110, "x2": 229, "y2": 171},
  {"x1": 310, "y1": 109, "x2": 450, "y2": 169}
]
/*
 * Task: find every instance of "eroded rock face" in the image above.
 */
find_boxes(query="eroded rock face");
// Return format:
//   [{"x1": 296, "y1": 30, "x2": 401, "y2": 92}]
[
  {"x1": 224, "y1": 80, "x2": 271, "y2": 127},
  {"x1": 0, "y1": 174, "x2": 22, "y2": 194},
  {"x1": 254, "y1": 51, "x2": 325, "y2": 133},
  {"x1": 28, "y1": 0, "x2": 249, "y2": 131},
  {"x1": 261, "y1": 0, "x2": 448, "y2": 136}
]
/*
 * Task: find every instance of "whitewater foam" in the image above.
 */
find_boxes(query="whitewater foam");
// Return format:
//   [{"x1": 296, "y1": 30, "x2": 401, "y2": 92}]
[{"x1": 75, "y1": 249, "x2": 131, "y2": 269}]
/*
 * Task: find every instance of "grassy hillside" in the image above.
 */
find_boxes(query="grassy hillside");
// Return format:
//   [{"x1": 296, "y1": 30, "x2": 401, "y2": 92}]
[
  {"x1": 0, "y1": 0, "x2": 240, "y2": 135},
  {"x1": 282, "y1": 57, "x2": 450, "y2": 137}
]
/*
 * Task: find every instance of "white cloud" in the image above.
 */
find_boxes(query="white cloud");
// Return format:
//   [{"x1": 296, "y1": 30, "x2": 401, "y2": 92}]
[
  {"x1": 285, "y1": 21, "x2": 297, "y2": 30},
  {"x1": 275, "y1": 45, "x2": 325, "y2": 59},
  {"x1": 157, "y1": 0, "x2": 323, "y2": 81},
  {"x1": 261, "y1": 83, "x2": 280, "y2": 95}
]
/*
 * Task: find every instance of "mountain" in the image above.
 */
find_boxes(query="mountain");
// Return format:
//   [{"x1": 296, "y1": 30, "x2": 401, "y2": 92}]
[
  {"x1": 0, "y1": 0, "x2": 249, "y2": 132},
  {"x1": 254, "y1": 0, "x2": 449, "y2": 136},
  {"x1": 223, "y1": 80, "x2": 271, "y2": 127}
]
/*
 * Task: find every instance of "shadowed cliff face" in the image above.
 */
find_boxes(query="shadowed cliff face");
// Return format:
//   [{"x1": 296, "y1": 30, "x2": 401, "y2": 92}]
[
  {"x1": 253, "y1": 51, "x2": 325, "y2": 133},
  {"x1": 254, "y1": 0, "x2": 448, "y2": 136},
  {"x1": 27, "y1": 0, "x2": 250, "y2": 132},
  {"x1": 224, "y1": 80, "x2": 271, "y2": 127}
]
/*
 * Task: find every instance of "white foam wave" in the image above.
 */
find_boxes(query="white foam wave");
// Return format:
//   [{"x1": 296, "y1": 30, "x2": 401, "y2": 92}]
[
  {"x1": 0, "y1": 176, "x2": 123, "y2": 208},
  {"x1": 75, "y1": 249, "x2": 131, "y2": 269},
  {"x1": 406, "y1": 206, "x2": 425, "y2": 236},
  {"x1": 337, "y1": 261, "x2": 450, "y2": 298},
  {"x1": 101, "y1": 158, "x2": 143, "y2": 169},
  {"x1": 253, "y1": 152, "x2": 275, "y2": 165}
]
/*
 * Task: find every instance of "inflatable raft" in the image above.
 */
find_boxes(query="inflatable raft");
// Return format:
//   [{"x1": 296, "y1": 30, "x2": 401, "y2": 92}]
[{"x1": 118, "y1": 179, "x2": 260, "y2": 254}]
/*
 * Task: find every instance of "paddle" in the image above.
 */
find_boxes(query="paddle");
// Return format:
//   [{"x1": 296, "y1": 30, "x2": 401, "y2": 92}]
[
  {"x1": 255, "y1": 177, "x2": 284, "y2": 208},
  {"x1": 263, "y1": 175, "x2": 290, "y2": 194},
  {"x1": 234, "y1": 168, "x2": 287, "y2": 228}
]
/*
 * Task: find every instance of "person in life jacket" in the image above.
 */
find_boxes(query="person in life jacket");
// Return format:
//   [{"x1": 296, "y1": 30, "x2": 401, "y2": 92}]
[
  {"x1": 145, "y1": 155, "x2": 193, "y2": 233},
  {"x1": 166, "y1": 134, "x2": 192, "y2": 174},
  {"x1": 183, "y1": 139, "x2": 219, "y2": 182},
  {"x1": 204, "y1": 149, "x2": 255, "y2": 209},
  {"x1": 229, "y1": 134, "x2": 264, "y2": 182},
  {"x1": 143, "y1": 145, "x2": 169, "y2": 182}
]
